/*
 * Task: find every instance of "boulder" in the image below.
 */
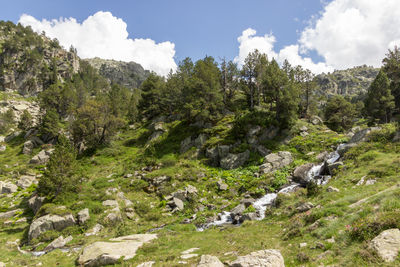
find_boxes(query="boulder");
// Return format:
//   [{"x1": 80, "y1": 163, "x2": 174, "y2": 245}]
[
  {"x1": 258, "y1": 126, "x2": 279, "y2": 142},
  {"x1": 5, "y1": 131, "x2": 21, "y2": 142},
  {"x1": 44, "y1": 235, "x2": 73, "y2": 251},
  {"x1": 194, "y1": 134, "x2": 207, "y2": 148},
  {"x1": 349, "y1": 127, "x2": 381, "y2": 144},
  {"x1": 230, "y1": 204, "x2": 246, "y2": 216},
  {"x1": 296, "y1": 202, "x2": 314, "y2": 213},
  {"x1": 17, "y1": 175, "x2": 36, "y2": 189},
  {"x1": 310, "y1": 115, "x2": 323, "y2": 125},
  {"x1": 0, "y1": 209, "x2": 22, "y2": 219},
  {"x1": 137, "y1": 262, "x2": 156, "y2": 267},
  {"x1": 0, "y1": 145, "x2": 5, "y2": 152},
  {"x1": 28, "y1": 214, "x2": 76, "y2": 241},
  {"x1": 147, "y1": 131, "x2": 163, "y2": 142},
  {"x1": 180, "y1": 136, "x2": 193, "y2": 153},
  {"x1": 197, "y1": 255, "x2": 224, "y2": 267},
  {"x1": 326, "y1": 186, "x2": 340, "y2": 193},
  {"x1": 171, "y1": 197, "x2": 184, "y2": 211},
  {"x1": 229, "y1": 249, "x2": 284, "y2": 267},
  {"x1": 206, "y1": 147, "x2": 219, "y2": 165},
  {"x1": 29, "y1": 149, "x2": 53, "y2": 164},
  {"x1": 28, "y1": 195, "x2": 46, "y2": 214},
  {"x1": 259, "y1": 151, "x2": 292, "y2": 174},
  {"x1": 327, "y1": 161, "x2": 343, "y2": 175},
  {"x1": 217, "y1": 180, "x2": 228, "y2": 191},
  {"x1": 78, "y1": 208, "x2": 90, "y2": 225},
  {"x1": 218, "y1": 145, "x2": 231, "y2": 159},
  {"x1": 102, "y1": 200, "x2": 119, "y2": 209},
  {"x1": 22, "y1": 140, "x2": 34, "y2": 154},
  {"x1": 150, "y1": 175, "x2": 171, "y2": 187},
  {"x1": 78, "y1": 234, "x2": 157, "y2": 267},
  {"x1": 85, "y1": 224, "x2": 104, "y2": 237},
  {"x1": 0, "y1": 181, "x2": 18, "y2": 194},
  {"x1": 293, "y1": 163, "x2": 314, "y2": 185},
  {"x1": 316, "y1": 151, "x2": 329, "y2": 161},
  {"x1": 220, "y1": 150, "x2": 250, "y2": 170},
  {"x1": 370, "y1": 228, "x2": 400, "y2": 262}
]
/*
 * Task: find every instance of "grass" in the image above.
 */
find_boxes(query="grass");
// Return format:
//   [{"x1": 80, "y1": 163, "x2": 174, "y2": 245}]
[{"x1": 0, "y1": 114, "x2": 399, "y2": 266}]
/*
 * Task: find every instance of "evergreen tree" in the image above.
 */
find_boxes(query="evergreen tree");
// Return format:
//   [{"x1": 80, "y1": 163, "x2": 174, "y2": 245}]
[
  {"x1": 382, "y1": 46, "x2": 400, "y2": 111},
  {"x1": 324, "y1": 95, "x2": 357, "y2": 132},
  {"x1": 37, "y1": 135, "x2": 78, "y2": 199},
  {"x1": 138, "y1": 72, "x2": 165, "y2": 119},
  {"x1": 364, "y1": 70, "x2": 395, "y2": 123},
  {"x1": 18, "y1": 110, "x2": 33, "y2": 131}
]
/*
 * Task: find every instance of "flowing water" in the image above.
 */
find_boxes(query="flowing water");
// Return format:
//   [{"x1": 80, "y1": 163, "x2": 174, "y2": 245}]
[{"x1": 197, "y1": 143, "x2": 346, "y2": 231}]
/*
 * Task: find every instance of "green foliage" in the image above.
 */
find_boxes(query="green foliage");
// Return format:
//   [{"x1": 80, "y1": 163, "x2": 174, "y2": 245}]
[
  {"x1": 306, "y1": 181, "x2": 321, "y2": 197},
  {"x1": 324, "y1": 95, "x2": 357, "y2": 132},
  {"x1": 0, "y1": 109, "x2": 15, "y2": 134},
  {"x1": 37, "y1": 135, "x2": 78, "y2": 200},
  {"x1": 364, "y1": 70, "x2": 395, "y2": 123},
  {"x1": 39, "y1": 108, "x2": 60, "y2": 142},
  {"x1": 18, "y1": 110, "x2": 33, "y2": 131}
]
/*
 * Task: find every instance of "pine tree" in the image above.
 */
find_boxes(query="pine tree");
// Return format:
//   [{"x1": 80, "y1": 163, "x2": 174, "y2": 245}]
[
  {"x1": 37, "y1": 135, "x2": 78, "y2": 199},
  {"x1": 364, "y1": 70, "x2": 395, "y2": 123}
]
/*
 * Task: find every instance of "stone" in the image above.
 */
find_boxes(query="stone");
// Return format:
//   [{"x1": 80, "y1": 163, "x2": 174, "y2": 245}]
[
  {"x1": 44, "y1": 235, "x2": 73, "y2": 251},
  {"x1": 259, "y1": 151, "x2": 293, "y2": 174},
  {"x1": 197, "y1": 255, "x2": 224, "y2": 267},
  {"x1": 326, "y1": 186, "x2": 340, "y2": 193},
  {"x1": 0, "y1": 145, "x2": 6, "y2": 152},
  {"x1": 327, "y1": 161, "x2": 343, "y2": 175},
  {"x1": 5, "y1": 131, "x2": 21, "y2": 142},
  {"x1": 258, "y1": 126, "x2": 279, "y2": 141},
  {"x1": 0, "y1": 209, "x2": 22, "y2": 219},
  {"x1": 28, "y1": 195, "x2": 46, "y2": 214},
  {"x1": 85, "y1": 224, "x2": 104, "y2": 236},
  {"x1": 181, "y1": 254, "x2": 198, "y2": 259},
  {"x1": 370, "y1": 229, "x2": 400, "y2": 262},
  {"x1": 17, "y1": 175, "x2": 36, "y2": 189},
  {"x1": 78, "y1": 234, "x2": 157, "y2": 267},
  {"x1": 22, "y1": 140, "x2": 34, "y2": 154},
  {"x1": 105, "y1": 211, "x2": 122, "y2": 224},
  {"x1": 172, "y1": 197, "x2": 184, "y2": 211},
  {"x1": 300, "y1": 126, "x2": 308, "y2": 132},
  {"x1": 310, "y1": 115, "x2": 323, "y2": 125},
  {"x1": 29, "y1": 149, "x2": 53, "y2": 164},
  {"x1": 220, "y1": 150, "x2": 250, "y2": 170},
  {"x1": 293, "y1": 163, "x2": 314, "y2": 185},
  {"x1": 254, "y1": 145, "x2": 271, "y2": 157},
  {"x1": 151, "y1": 175, "x2": 171, "y2": 187},
  {"x1": 194, "y1": 134, "x2": 207, "y2": 148},
  {"x1": 78, "y1": 208, "x2": 90, "y2": 225},
  {"x1": 296, "y1": 202, "x2": 314, "y2": 213},
  {"x1": 217, "y1": 180, "x2": 228, "y2": 191},
  {"x1": 150, "y1": 122, "x2": 165, "y2": 132},
  {"x1": 247, "y1": 126, "x2": 262, "y2": 137},
  {"x1": 148, "y1": 131, "x2": 163, "y2": 142},
  {"x1": 316, "y1": 151, "x2": 329, "y2": 161},
  {"x1": 230, "y1": 204, "x2": 246, "y2": 216},
  {"x1": 365, "y1": 179, "x2": 377, "y2": 185},
  {"x1": 229, "y1": 249, "x2": 284, "y2": 267},
  {"x1": 299, "y1": 243, "x2": 307, "y2": 248},
  {"x1": 349, "y1": 127, "x2": 381, "y2": 144},
  {"x1": 28, "y1": 214, "x2": 76, "y2": 241},
  {"x1": 0, "y1": 181, "x2": 18, "y2": 194},
  {"x1": 218, "y1": 145, "x2": 231, "y2": 159},
  {"x1": 326, "y1": 237, "x2": 335, "y2": 243},
  {"x1": 206, "y1": 147, "x2": 219, "y2": 165},
  {"x1": 185, "y1": 185, "x2": 198, "y2": 196},
  {"x1": 137, "y1": 261, "x2": 155, "y2": 267},
  {"x1": 180, "y1": 136, "x2": 193, "y2": 153}
]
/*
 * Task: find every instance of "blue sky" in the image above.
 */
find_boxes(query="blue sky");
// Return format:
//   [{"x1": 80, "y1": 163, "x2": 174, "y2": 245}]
[{"x1": 2, "y1": 0, "x2": 400, "y2": 75}]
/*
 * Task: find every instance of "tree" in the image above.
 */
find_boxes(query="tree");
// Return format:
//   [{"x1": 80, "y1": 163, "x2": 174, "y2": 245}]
[
  {"x1": 220, "y1": 58, "x2": 239, "y2": 107},
  {"x1": 71, "y1": 99, "x2": 124, "y2": 148},
  {"x1": 292, "y1": 66, "x2": 317, "y2": 118},
  {"x1": 138, "y1": 72, "x2": 165, "y2": 119},
  {"x1": 364, "y1": 70, "x2": 395, "y2": 123},
  {"x1": 0, "y1": 109, "x2": 15, "y2": 134},
  {"x1": 37, "y1": 135, "x2": 78, "y2": 199},
  {"x1": 39, "y1": 108, "x2": 60, "y2": 142},
  {"x1": 324, "y1": 95, "x2": 357, "y2": 132},
  {"x1": 18, "y1": 110, "x2": 33, "y2": 131},
  {"x1": 382, "y1": 46, "x2": 400, "y2": 111}
]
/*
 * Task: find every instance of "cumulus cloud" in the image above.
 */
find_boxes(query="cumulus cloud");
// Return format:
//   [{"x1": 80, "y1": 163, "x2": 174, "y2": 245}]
[
  {"x1": 19, "y1": 11, "x2": 177, "y2": 76},
  {"x1": 236, "y1": 0, "x2": 400, "y2": 74}
]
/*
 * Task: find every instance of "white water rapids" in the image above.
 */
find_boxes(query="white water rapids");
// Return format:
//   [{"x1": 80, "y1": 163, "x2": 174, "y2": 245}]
[{"x1": 198, "y1": 143, "x2": 346, "y2": 231}]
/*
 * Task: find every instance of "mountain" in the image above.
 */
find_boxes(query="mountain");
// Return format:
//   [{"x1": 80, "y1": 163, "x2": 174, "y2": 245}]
[
  {"x1": 85, "y1": 57, "x2": 150, "y2": 89},
  {"x1": 315, "y1": 65, "x2": 379, "y2": 97},
  {"x1": 0, "y1": 21, "x2": 79, "y2": 96}
]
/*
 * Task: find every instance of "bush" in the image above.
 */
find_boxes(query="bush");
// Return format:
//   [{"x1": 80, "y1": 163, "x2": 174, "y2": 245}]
[{"x1": 306, "y1": 181, "x2": 321, "y2": 197}]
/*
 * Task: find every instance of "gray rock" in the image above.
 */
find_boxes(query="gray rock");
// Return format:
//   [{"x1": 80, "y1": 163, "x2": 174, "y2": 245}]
[
  {"x1": 28, "y1": 195, "x2": 46, "y2": 214},
  {"x1": 150, "y1": 175, "x2": 171, "y2": 187},
  {"x1": 326, "y1": 186, "x2": 340, "y2": 193},
  {"x1": 349, "y1": 127, "x2": 381, "y2": 144},
  {"x1": 44, "y1": 235, "x2": 73, "y2": 251},
  {"x1": 258, "y1": 126, "x2": 279, "y2": 142},
  {"x1": 194, "y1": 134, "x2": 207, "y2": 148},
  {"x1": 78, "y1": 234, "x2": 157, "y2": 267},
  {"x1": 217, "y1": 180, "x2": 228, "y2": 191},
  {"x1": 247, "y1": 126, "x2": 262, "y2": 137},
  {"x1": 22, "y1": 140, "x2": 34, "y2": 154},
  {"x1": 327, "y1": 161, "x2": 343, "y2": 175},
  {"x1": 206, "y1": 147, "x2": 219, "y2": 165},
  {"x1": 0, "y1": 145, "x2": 6, "y2": 152},
  {"x1": 102, "y1": 200, "x2": 119, "y2": 209},
  {"x1": 0, "y1": 209, "x2": 22, "y2": 219},
  {"x1": 230, "y1": 204, "x2": 246, "y2": 216},
  {"x1": 85, "y1": 224, "x2": 104, "y2": 236},
  {"x1": 137, "y1": 261, "x2": 156, "y2": 267},
  {"x1": 370, "y1": 229, "x2": 400, "y2": 262},
  {"x1": 310, "y1": 115, "x2": 323, "y2": 125},
  {"x1": 105, "y1": 211, "x2": 122, "y2": 224},
  {"x1": 293, "y1": 163, "x2": 314, "y2": 185},
  {"x1": 172, "y1": 197, "x2": 184, "y2": 211},
  {"x1": 220, "y1": 150, "x2": 250, "y2": 170},
  {"x1": 0, "y1": 181, "x2": 18, "y2": 194},
  {"x1": 316, "y1": 151, "x2": 329, "y2": 161},
  {"x1": 29, "y1": 149, "x2": 53, "y2": 164},
  {"x1": 197, "y1": 255, "x2": 224, "y2": 267},
  {"x1": 28, "y1": 214, "x2": 76, "y2": 241},
  {"x1": 254, "y1": 145, "x2": 271, "y2": 157},
  {"x1": 147, "y1": 131, "x2": 163, "y2": 142},
  {"x1": 5, "y1": 131, "x2": 21, "y2": 142},
  {"x1": 229, "y1": 249, "x2": 284, "y2": 267},
  {"x1": 78, "y1": 208, "x2": 90, "y2": 225},
  {"x1": 240, "y1": 212, "x2": 259, "y2": 222},
  {"x1": 180, "y1": 136, "x2": 193, "y2": 153},
  {"x1": 296, "y1": 202, "x2": 314, "y2": 213},
  {"x1": 218, "y1": 145, "x2": 231, "y2": 159},
  {"x1": 17, "y1": 175, "x2": 36, "y2": 189},
  {"x1": 259, "y1": 151, "x2": 293, "y2": 174}
]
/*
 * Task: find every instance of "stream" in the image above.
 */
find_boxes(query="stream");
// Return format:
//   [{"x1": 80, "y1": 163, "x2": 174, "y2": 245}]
[{"x1": 198, "y1": 143, "x2": 346, "y2": 231}]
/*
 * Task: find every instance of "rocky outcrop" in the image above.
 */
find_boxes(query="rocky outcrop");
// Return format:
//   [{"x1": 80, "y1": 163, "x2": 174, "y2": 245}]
[
  {"x1": 220, "y1": 150, "x2": 250, "y2": 170},
  {"x1": 0, "y1": 209, "x2": 22, "y2": 219},
  {"x1": 16, "y1": 175, "x2": 36, "y2": 189},
  {"x1": 197, "y1": 255, "x2": 224, "y2": 267},
  {"x1": 180, "y1": 134, "x2": 208, "y2": 153},
  {"x1": 29, "y1": 149, "x2": 54, "y2": 164},
  {"x1": 28, "y1": 213, "x2": 76, "y2": 241},
  {"x1": 0, "y1": 99, "x2": 40, "y2": 125},
  {"x1": 259, "y1": 151, "x2": 293, "y2": 174},
  {"x1": 315, "y1": 66, "x2": 378, "y2": 97},
  {"x1": 370, "y1": 228, "x2": 400, "y2": 262},
  {"x1": 28, "y1": 195, "x2": 46, "y2": 214},
  {"x1": 229, "y1": 249, "x2": 285, "y2": 267},
  {"x1": 44, "y1": 235, "x2": 73, "y2": 252},
  {"x1": 77, "y1": 208, "x2": 90, "y2": 225},
  {"x1": 85, "y1": 57, "x2": 149, "y2": 89},
  {"x1": 349, "y1": 127, "x2": 381, "y2": 144},
  {"x1": 0, "y1": 181, "x2": 17, "y2": 194},
  {"x1": 293, "y1": 163, "x2": 314, "y2": 185},
  {"x1": 77, "y1": 234, "x2": 157, "y2": 267}
]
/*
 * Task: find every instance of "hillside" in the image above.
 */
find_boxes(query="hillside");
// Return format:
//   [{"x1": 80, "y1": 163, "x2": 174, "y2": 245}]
[
  {"x1": 0, "y1": 21, "x2": 400, "y2": 267},
  {"x1": 85, "y1": 57, "x2": 150, "y2": 89},
  {"x1": 315, "y1": 66, "x2": 379, "y2": 97}
]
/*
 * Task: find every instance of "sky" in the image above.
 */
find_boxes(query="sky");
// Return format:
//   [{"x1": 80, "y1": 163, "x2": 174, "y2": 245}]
[{"x1": 2, "y1": 0, "x2": 400, "y2": 76}]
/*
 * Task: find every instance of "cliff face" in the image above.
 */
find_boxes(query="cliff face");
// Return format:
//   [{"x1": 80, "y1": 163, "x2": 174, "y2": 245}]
[
  {"x1": 315, "y1": 65, "x2": 379, "y2": 97},
  {"x1": 85, "y1": 57, "x2": 150, "y2": 89},
  {"x1": 0, "y1": 22, "x2": 79, "y2": 96}
]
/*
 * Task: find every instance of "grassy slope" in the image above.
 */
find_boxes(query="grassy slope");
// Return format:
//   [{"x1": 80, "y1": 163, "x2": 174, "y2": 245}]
[{"x1": 0, "y1": 116, "x2": 399, "y2": 266}]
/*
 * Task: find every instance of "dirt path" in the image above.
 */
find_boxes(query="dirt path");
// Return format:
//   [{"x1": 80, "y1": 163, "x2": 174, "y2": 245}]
[{"x1": 348, "y1": 183, "x2": 400, "y2": 208}]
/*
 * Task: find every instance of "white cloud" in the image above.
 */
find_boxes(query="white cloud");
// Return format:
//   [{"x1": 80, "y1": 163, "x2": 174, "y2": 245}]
[
  {"x1": 19, "y1": 11, "x2": 177, "y2": 76},
  {"x1": 236, "y1": 0, "x2": 400, "y2": 74}
]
